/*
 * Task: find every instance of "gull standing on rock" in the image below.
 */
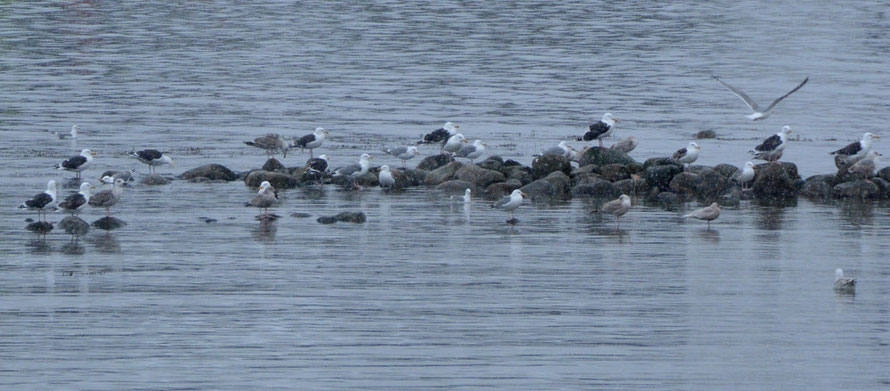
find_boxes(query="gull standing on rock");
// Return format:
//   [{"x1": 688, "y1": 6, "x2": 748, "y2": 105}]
[
  {"x1": 683, "y1": 202, "x2": 721, "y2": 230},
  {"x1": 847, "y1": 151, "x2": 881, "y2": 178},
  {"x1": 378, "y1": 165, "x2": 395, "y2": 189},
  {"x1": 712, "y1": 75, "x2": 809, "y2": 121},
  {"x1": 672, "y1": 142, "x2": 700, "y2": 171},
  {"x1": 419, "y1": 122, "x2": 459, "y2": 153},
  {"x1": 734, "y1": 162, "x2": 756, "y2": 190},
  {"x1": 443, "y1": 133, "x2": 468, "y2": 155},
  {"x1": 455, "y1": 139, "x2": 487, "y2": 163},
  {"x1": 383, "y1": 145, "x2": 419, "y2": 168},
  {"x1": 333, "y1": 153, "x2": 373, "y2": 188},
  {"x1": 56, "y1": 149, "x2": 96, "y2": 178},
  {"x1": 491, "y1": 189, "x2": 526, "y2": 219},
  {"x1": 831, "y1": 132, "x2": 879, "y2": 169},
  {"x1": 596, "y1": 194, "x2": 632, "y2": 230},
  {"x1": 129, "y1": 149, "x2": 174, "y2": 174},
  {"x1": 540, "y1": 141, "x2": 576, "y2": 159},
  {"x1": 750, "y1": 125, "x2": 791, "y2": 164},
  {"x1": 58, "y1": 182, "x2": 95, "y2": 214},
  {"x1": 88, "y1": 178, "x2": 124, "y2": 217},
  {"x1": 244, "y1": 133, "x2": 289, "y2": 159},
  {"x1": 610, "y1": 136, "x2": 638, "y2": 154},
  {"x1": 834, "y1": 268, "x2": 856, "y2": 294},
  {"x1": 294, "y1": 127, "x2": 328, "y2": 158},
  {"x1": 19, "y1": 180, "x2": 58, "y2": 222},
  {"x1": 582, "y1": 113, "x2": 619, "y2": 148}
]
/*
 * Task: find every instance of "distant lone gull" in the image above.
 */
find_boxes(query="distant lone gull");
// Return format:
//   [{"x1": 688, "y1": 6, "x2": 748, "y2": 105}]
[
  {"x1": 750, "y1": 125, "x2": 791, "y2": 164},
  {"x1": 834, "y1": 268, "x2": 856, "y2": 294},
  {"x1": 333, "y1": 153, "x2": 373, "y2": 188},
  {"x1": 56, "y1": 149, "x2": 95, "y2": 178},
  {"x1": 734, "y1": 161, "x2": 755, "y2": 190},
  {"x1": 455, "y1": 139, "x2": 487, "y2": 163},
  {"x1": 443, "y1": 133, "x2": 469, "y2": 155},
  {"x1": 245, "y1": 181, "x2": 278, "y2": 217},
  {"x1": 383, "y1": 145, "x2": 419, "y2": 168},
  {"x1": 244, "y1": 133, "x2": 289, "y2": 159},
  {"x1": 539, "y1": 141, "x2": 576, "y2": 159},
  {"x1": 58, "y1": 182, "x2": 95, "y2": 214},
  {"x1": 378, "y1": 165, "x2": 395, "y2": 189},
  {"x1": 596, "y1": 194, "x2": 631, "y2": 230},
  {"x1": 672, "y1": 142, "x2": 700, "y2": 171},
  {"x1": 683, "y1": 202, "x2": 721, "y2": 230},
  {"x1": 831, "y1": 132, "x2": 878, "y2": 169},
  {"x1": 50, "y1": 124, "x2": 78, "y2": 140},
  {"x1": 19, "y1": 180, "x2": 58, "y2": 222},
  {"x1": 712, "y1": 75, "x2": 809, "y2": 121},
  {"x1": 294, "y1": 127, "x2": 328, "y2": 158},
  {"x1": 491, "y1": 189, "x2": 526, "y2": 219},
  {"x1": 88, "y1": 178, "x2": 124, "y2": 217},
  {"x1": 610, "y1": 136, "x2": 638, "y2": 154},
  {"x1": 582, "y1": 113, "x2": 619, "y2": 148},
  {"x1": 129, "y1": 149, "x2": 174, "y2": 174},
  {"x1": 419, "y1": 122, "x2": 460, "y2": 153}
]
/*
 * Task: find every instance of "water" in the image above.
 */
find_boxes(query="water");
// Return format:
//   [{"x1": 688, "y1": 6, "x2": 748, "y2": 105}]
[{"x1": 2, "y1": 1, "x2": 890, "y2": 389}]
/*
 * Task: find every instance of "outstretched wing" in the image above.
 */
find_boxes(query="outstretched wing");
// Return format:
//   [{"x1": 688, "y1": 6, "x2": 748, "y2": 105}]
[
  {"x1": 762, "y1": 76, "x2": 809, "y2": 113},
  {"x1": 712, "y1": 75, "x2": 760, "y2": 112}
]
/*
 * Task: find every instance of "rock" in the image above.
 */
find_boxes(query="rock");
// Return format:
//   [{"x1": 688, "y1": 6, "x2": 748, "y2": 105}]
[
  {"x1": 245, "y1": 170, "x2": 298, "y2": 189},
  {"x1": 596, "y1": 163, "x2": 630, "y2": 182},
  {"x1": 697, "y1": 169, "x2": 732, "y2": 199},
  {"x1": 335, "y1": 211, "x2": 367, "y2": 223},
  {"x1": 801, "y1": 180, "x2": 833, "y2": 199},
  {"x1": 290, "y1": 212, "x2": 312, "y2": 218},
  {"x1": 503, "y1": 159, "x2": 522, "y2": 167},
  {"x1": 719, "y1": 185, "x2": 742, "y2": 207},
  {"x1": 614, "y1": 178, "x2": 646, "y2": 196},
  {"x1": 570, "y1": 164, "x2": 598, "y2": 177},
  {"x1": 872, "y1": 178, "x2": 890, "y2": 199},
  {"x1": 353, "y1": 172, "x2": 379, "y2": 187},
  {"x1": 805, "y1": 174, "x2": 839, "y2": 188},
  {"x1": 316, "y1": 216, "x2": 337, "y2": 224},
  {"x1": 695, "y1": 129, "x2": 717, "y2": 139},
  {"x1": 59, "y1": 216, "x2": 90, "y2": 237},
  {"x1": 140, "y1": 174, "x2": 170, "y2": 185},
  {"x1": 542, "y1": 171, "x2": 571, "y2": 198},
  {"x1": 878, "y1": 167, "x2": 890, "y2": 183},
  {"x1": 752, "y1": 162, "x2": 801, "y2": 199},
  {"x1": 626, "y1": 162, "x2": 645, "y2": 175},
  {"x1": 531, "y1": 155, "x2": 572, "y2": 180},
  {"x1": 25, "y1": 221, "x2": 53, "y2": 234},
  {"x1": 400, "y1": 169, "x2": 429, "y2": 187},
  {"x1": 645, "y1": 164, "x2": 683, "y2": 191},
  {"x1": 519, "y1": 179, "x2": 557, "y2": 200},
  {"x1": 179, "y1": 164, "x2": 238, "y2": 182},
  {"x1": 477, "y1": 156, "x2": 504, "y2": 173},
  {"x1": 485, "y1": 179, "x2": 523, "y2": 199},
  {"x1": 296, "y1": 170, "x2": 325, "y2": 185},
  {"x1": 713, "y1": 164, "x2": 739, "y2": 179},
  {"x1": 91, "y1": 216, "x2": 127, "y2": 231},
  {"x1": 385, "y1": 168, "x2": 417, "y2": 189},
  {"x1": 572, "y1": 173, "x2": 605, "y2": 186},
  {"x1": 833, "y1": 180, "x2": 881, "y2": 199},
  {"x1": 669, "y1": 172, "x2": 702, "y2": 197},
  {"x1": 454, "y1": 164, "x2": 506, "y2": 188},
  {"x1": 571, "y1": 178, "x2": 619, "y2": 199},
  {"x1": 643, "y1": 157, "x2": 681, "y2": 170},
  {"x1": 578, "y1": 147, "x2": 637, "y2": 167},
  {"x1": 425, "y1": 162, "x2": 464, "y2": 185},
  {"x1": 261, "y1": 158, "x2": 287, "y2": 172},
  {"x1": 416, "y1": 154, "x2": 453, "y2": 171},
  {"x1": 654, "y1": 191, "x2": 681, "y2": 210},
  {"x1": 435, "y1": 180, "x2": 483, "y2": 196},
  {"x1": 503, "y1": 166, "x2": 533, "y2": 185},
  {"x1": 687, "y1": 165, "x2": 714, "y2": 175}
]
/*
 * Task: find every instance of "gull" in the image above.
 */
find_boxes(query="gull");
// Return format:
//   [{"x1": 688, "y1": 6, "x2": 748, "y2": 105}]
[
  {"x1": 455, "y1": 139, "x2": 487, "y2": 163},
  {"x1": 56, "y1": 149, "x2": 96, "y2": 178},
  {"x1": 491, "y1": 189, "x2": 526, "y2": 219},
  {"x1": 129, "y1": 149, "x2": 174, "y2": 175},
  {"x1": 733, "y1": 161, "x2": 756, "y2": 190},
  {"x1": 19, "y1": 180, "x2": 58, "y2": 222},
  {"x1": 750, "y1": 126, "x2": 792, "y2": 164},
  {"x1": 712, "y1": 75, "x2": 809, "y2": 121},
  {"x1": 610, "y1": 136, "x2": 638, "y2": 154},
  {"x1": 683, "y1": 202, "x2": 721, "y2": 230},
  {"x1": 596, "y1": 194, "x2": 632, "y2": 230},
  {"x1": 383, "y1": 145, "x2": 420, "y2": 168},
  {"x1": 294, "y1": 127, "x2": 329, "y2": 158},
  {"x1": 672, "y1": 142, "x2": 700, "y2": 171},
  {"x1": 581, "y1": 113, "x2": 619, "y2": 147},
  {"x1": 244, "y1": 133, "x2": 290, "y2": 159},
  {"x1": 834, "y1": 269, "x2": 856, "y2": 294},
  {"x1": 378, "y1": 165, "x2": 396, "y2": 189},
  {"x1": 831, "y1": 132, "x2": 879, "y2": 168}
]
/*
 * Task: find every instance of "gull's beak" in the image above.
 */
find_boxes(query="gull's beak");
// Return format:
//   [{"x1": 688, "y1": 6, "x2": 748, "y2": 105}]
[
  {"x1": 521, "y1": 192, "x2": 528, "y2": 198},
  {"x1": 90, "y1": 185, "x2": 96, "y2": 189},
  {"x1": 324, "y1": 129, "x2": 329, "y2": 134},
  {"x1": 461, "y1": 139, "x2": 468, "y2": 143},
  {"x1": 875, "y1": 135, "x2": 880, "y2": 139},
  {"x1": 613, "y1": 117, "x2": 620, "y2": 122},
  {"x1": 90, "y1": 151, "x2": 97, "y2": 156},
  {"x1": 369, "y1": 155, "x2": 374, "y2": 160},
  {"x1": 454, "y1": 124, "x2": 460, "y2": 129}
]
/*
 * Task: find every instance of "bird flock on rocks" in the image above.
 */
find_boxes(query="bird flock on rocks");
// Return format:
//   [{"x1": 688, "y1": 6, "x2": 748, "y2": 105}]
[{"x1": 17, "y1": 76, "x2": 873, "y2": 291}]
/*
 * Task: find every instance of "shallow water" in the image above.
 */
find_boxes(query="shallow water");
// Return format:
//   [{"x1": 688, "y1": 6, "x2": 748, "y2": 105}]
[{"x1": 2, "y1": 1, "x2": 890, "y2": 389}]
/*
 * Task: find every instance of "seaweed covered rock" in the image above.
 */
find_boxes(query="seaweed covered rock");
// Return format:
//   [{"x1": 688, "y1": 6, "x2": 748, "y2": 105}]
[
  {"x1": 416, "y1": 154, "x2": 453, "y2": 171},
  {"x1": 485, "y1": 179, "x2": 523, "y2": 199},
  {"x1": 833, "y1": 180, "x2": 881, "y2": 199},
  {"x1": 92, "y1": 216, "x2": 127, "y2": 231},
  {"x1": 179, "y1": 164, "x2": 238, "y2": 182},
  {"x1": 454, "y1": 164, "x2": 506, "y2": 188},
  {"x1": 519, "y1": 180, "x2": 557, "y2": 200},
  {"x1": 801, "y1": 180, "x2": 834, "y2": 199},
  {"x1": 751, "y1": 162, "x2": 801, "y2": 199},
  {"x1": 261, "y1": 158, "x2": 287, "y2": 173},
  {"x1": 542, "y1": 171, "x2": 571, "y2": 198},
  {"x1": 140, "y1": 174, "x2": 171, "y2": 186},
  {"x1": 531, "y1": 155, "x2": 572, "y2": 180},
  {"x1": 245, "y1": 170, "x2": 298, "y2": 189},
  {"x1": 59, "y1": 216, "x2": 90, "y2": 237},
  {"x1": 503, "y1": 165, "x2": 533, "y2": 185},
  {"x1": 477, "y1": 156, "x2": 504, "y2": 173},
  {"x1": 645, "y1": 164, "x2": 683, "y2": 191},
  {"x1": 571, "y1": 178, "x2": 619, "y2": 199},
  {"x1": 597, "y1": 163, "x2": 631, "y2": 182},
  {"x1": 425, "y1": 162, "x2": 463, "y2": 185},
  {"x1": 578, "y1": 147, "x2": 637, "y2": 168},
  {"x1": 435, "y1": 180, "x2": 483, "y2": 196},
  {"x1": 713, "y1": 164, "x2": 740, "y2": 179},
  {"x1": 669, "y1": 172, "x2": 702, "y2": 197}
]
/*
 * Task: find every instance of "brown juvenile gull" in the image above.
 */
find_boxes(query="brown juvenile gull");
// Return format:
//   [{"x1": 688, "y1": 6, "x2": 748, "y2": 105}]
[
  {"x1": 19, "y1": 180, "x2": 58, "y2": 222},
  {"x1": 56, "y1": 149, "x2": 96, "y2": 178},
  {"x1": 832, "y1": 132, "x2": 879, "y2": 168},
  {"x1": 58, "y1": 182, "x2": 95, "y2": 215},
  {"x1": 88, "y1": 178, "x2": 124, "y2": 217},
  {"x1": 596, "y1": 194, "x2": 632, "y2": 230},
  {"x1": 245, "y1": 181, "x2": 278, "y2": 217},
  {"x1": 750, "y1": 126, "x2": 791, "y2": 164},
  {"x1": 672, "y1": 142, "x2": 700, "y2": 171},
  {"x1": 129, "y1": 149, "x2": 174, "y2": 174},
  {"x1": 293, "y1": 127, "x2": 328, "y2": 158},
  {"x1": 834, "y1": 268, "x2": 856, "y2": 294},
  {"x1": 491, "y1": 189, "x2": 526, "y2": 219},
  {"x1": 581, "y1": 113, "x2": 619, "y2": 148},
  {"x1": 244, "y1": 133, "x2": 290, "y2": 159},
  {"x1": 712, "y1": 75, "x2": 809, "y2": 121},
  {"x1": 847, "y1": 150, "x2": 881, "y2": 178},
  {"x1": 683, "y1": 202, "x2": 721, "y2": 230},
  {"x1": 610, "y1": 136, "x2": 638, "y2": 154}
]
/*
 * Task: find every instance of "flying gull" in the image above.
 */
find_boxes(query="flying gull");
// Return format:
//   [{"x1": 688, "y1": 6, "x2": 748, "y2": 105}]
[
  {"x1": 610, "y1": 136, "x2": 638, "y2": 154},
  {"x1": 244, "y1": 133, "x2": 289, "y2": 159},
  {"x1": 419, "y1": 122, "x2": 460, "y2": 153},
  {"x1": 443, "y1": 133, "x2": 469, "y2": 155},
  {"x1": 333, "y1": 153, "x2": 373, "y2": 188},
  {"x1": 129, "y1": 149, "x2": 174, "y2": 174},
  {"x1": 831, "y1": 132, "x2": 879, "y2": 169},
  {"x1": 596, "y1": 194, "x2": 632, "y2": 230},
  {"x1": 581, "y1": 113, "x2": 619, "y2": 148},
  {"x1": 750, "y1": 125, "x2": 792, "y2": 164},
  {"x1": 383, "y1": 145, "x2": 420, "y2": 168},
  {"x1": 245, "y1": 181, "x2": 278, "y2": 217},
  {"x1": 712, "y1": 75, "x2": 809, "y2": 121},
  {"x1": 56, "y1": 149, "x2": 96, "y2": 178},
  {"x1": 294, "y1": 127, "x2": 328, "y2": 158},
  {"x1": 88, "y1": 178, "x2": 124, "y2": 217},
  {"x1": 672, "y1": 142, "x2": 700, "y2": 171},
  {"x1": 455, "y1": 139, "x2": 487, "y2": 163},
  {"x1": 378, "y1": 165, "x2": 396, "y2": 189},
  {"x1": 834, "y1": 268, "x2": 856, "y2": 294},
  {"x1": 58, "y1": 182, "x2": 95, "y2": 215},
  {"x1": 683, "y1": 202, "x2": 721, "y2": 230},
  {"x1": 19, "y1": 180, "x2": 58, "y2": 222},
  {"x1": 492, "y1": 189, "x2": 526, "y2": 219}
]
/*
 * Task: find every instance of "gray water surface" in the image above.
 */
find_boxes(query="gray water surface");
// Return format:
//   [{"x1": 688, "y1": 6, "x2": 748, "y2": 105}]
[{"x1": 2, "y1": 1, "x2": 890, "y2": 390}]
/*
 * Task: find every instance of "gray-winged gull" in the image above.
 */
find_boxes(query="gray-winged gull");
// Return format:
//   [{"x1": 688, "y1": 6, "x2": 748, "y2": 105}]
[
  {"x1": 847, "y1": 150, "x2": 881, "y2": 176},
  {"x1": 294, "y1": 127, "x2": 328, "y2": 158},
  {"x1": 49, "y1": 124, "x2": 78, "y2": 140},
  {"x1": 88, "y1": 178, "x2": 124, "y2": 217},
  {"x1": 672, "y1": 142, "x2": 700, "y2": 171},
  {"x1": 333, "y1": 153, "x2": 373, "y2": 188},
  {"x1": 596, "y1": 194, "x2": 631, "y2": 230},
  {"x1": 443, "y1": 133, "x2": 468, "y2": 155},
  {"x1": 683, "y1": 202, "x2": 720, "y2": 230},
  {"x1": 750, "y1": 126, "x2": 791, "y2": 164},
  {"x1": 834, "y1": 268, "x2": 856, "y2": 294},
  {"x1": 378, "y1": 165, "x2": 395, "y2": 189},
  {"x1": 540, "y1": 141, "x2": 576, "y2": 159},
  {"x1": 734, "y1": 161, "x2": 755, "y2": 190},
  {"x1": 712, "y1": 75, "x2": 809, "y2": 121},
  {"x1": 19, "y1": 180, "x2": 58, "y2": 222},
  {"x1": 129, "y1": 149, "x2": 174, "y2": 174},
  {"x1": 491, "y1": 189, "x2": 526, "y2": 219},
  {"x1": 100, "y1": 169, "x2": 136, "y2": 184},
  {"x1": 455, "y1": 139, "x2": 486, "y2": 163},
  {"x1": 244, "y1": 133, "x2": 289, "y2": 159},
  {"x1": 56, "y1": 149, "x2": 95, "y2": 178},
  {"x1": 610, "y1": 136, "x2": 638, "y2": 154},
  {"x1": 582, "y1": 113, "x2": 619, "y2": 148},
  {"x1": 832, "y1": 132, "x2": 879, "y2": 168},
  {"x1": 383, "y1": 145, "x2": 419, "y2": 167}
]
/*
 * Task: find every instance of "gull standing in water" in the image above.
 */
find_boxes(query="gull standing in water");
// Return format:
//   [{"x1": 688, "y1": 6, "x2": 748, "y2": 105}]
[
  {"x1": 712, "y1": 75, "x2": 809, "y2": 121},
  {"x1": 56, "y1": 149, "x2": 96, "y2": 178},
  {"x1": 834, "y1": 269, "x2": 856, "y2": 294},
  {"x1": 596, "y1": 194, "x2": 632, "y2": 230},
  {"x1": 58, "y1": 182, "x2": 95, "y2": 214},
  {"x1": 491, "y1": 189, "x2": 526, "y2": 219},
  {"x1": 129, "y1": 149, "x2": 174, "y2": 174},
  {"x1": 19, "y1": 180, "x2": 58, "y2": 222},
  {"x1": 246, "y1": 181, "x2": 278, "y2": 217},
  {"x1": 683, "y1": 202, "x2": 721, "y2": 230},
  {"x1": 244, "y1": 133, "x2": 290, "y2": 159}
]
